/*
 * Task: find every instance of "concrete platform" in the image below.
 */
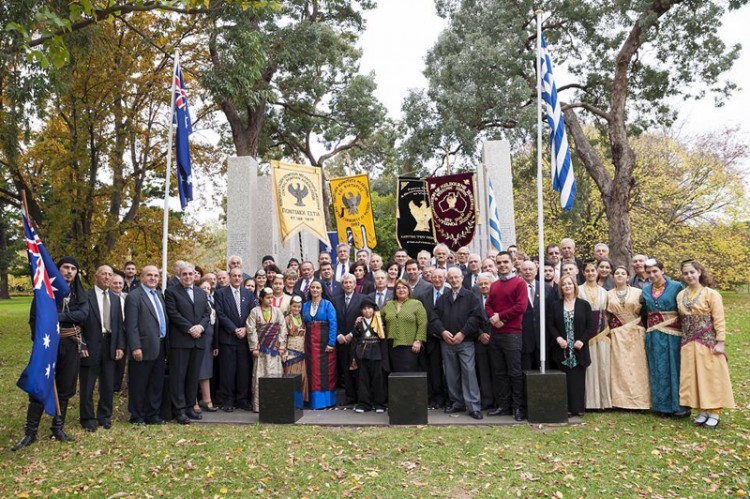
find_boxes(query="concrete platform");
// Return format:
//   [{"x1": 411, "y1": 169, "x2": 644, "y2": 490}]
[{"x1": 193, "y1": 407, "x2": 581, "y2": 426}]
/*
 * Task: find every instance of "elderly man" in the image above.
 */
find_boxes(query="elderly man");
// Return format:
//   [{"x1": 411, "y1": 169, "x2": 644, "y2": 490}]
[
  {"x1": 367, "y1": 253, "x2": 383, "y2": 281},
  {"x1": 367, "y1": 270, "x2": 393, "y2": 309},
  {"x1": 332, "y1": 273, "x2": 363, "y2": 405},
  {"x1": 416, "y1": 267, "x2": 450, "y2": 409},
  {"x1": 546, "y1": 244, "x2": 562, "y2": 283},
  {"x1": 417, "y1": 250, "x2": 431, "y2": 273},
  {"x1": 110, "y1": 273, "x2": 128, "y2": 393},
  {"x1": 454, "y1": 246, "x2": 471, "y2": 274},
  {"x1": 216, "y1": 270, "x2": 230, "y2": 289},
  {"x1": 164, "y1": 263, "x2": 210, "y2": 424},
  {"x1": 433, "y1": 268, "x2": 483, "y2": 419},
  {"x1": 485, "y1": 251, "x2": 528, "y2": 420},
  {"x1": 473, "y1": 272, "x2": 496, "y2": 410},
  {"x1": 334, "y1": 243, "x2": 352, "y2": 282},
  {"x1": 124, "y1": 265, "x2": 168, "y2": 426},
  {"x1": 433, "y1": 244, "x2": 452, "y2": 271},
  {"x1": 519, "y1": 260, "x2": 542, "y2": 371},
  {"x1": 293, "y1": 261, "x2": 316, "y2": 300},
  {"x1": 462, "y1": 253, "x2": 482, "y2": 289},
  {"x1": 629, "y1": 254, "x2": 649, "y2": 289},
  {"x1": 79, "y1": 265, "x2": 125, "y2": 432},
  {"x1": 593, "y1": 243, "x2": 610, "y2": 260},
  {"x1": 228, "y1": 255, "x2": 251, "y2": 280},
  {"x1": 481, "y1": 258, "x2": 498, "y2": 279}
]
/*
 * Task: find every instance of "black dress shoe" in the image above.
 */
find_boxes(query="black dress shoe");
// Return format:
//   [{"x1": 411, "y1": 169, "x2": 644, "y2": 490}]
[
  {"x1": 11, "y1": 434, "x2": 36, "y2": 452},
  {"x1": 488, "y1": 408, "x2": 512, "y2": 416},
  {"x1": 444, "y1": 405, "x2": 466, "y2": 414},
  {"x1": 673, "y1": 409, "x2": 691, "y2": 419},
  {"x1": 81, "y1": 423, "x2": 97, "y2": 433},
  {"x1": 469, "y1": 411, "x2": 484, "y2": 420},
  {"x1": 130, "y1": 418, "x2": 146, "y2": 426},
  {"x1": 175, "y1": 413, "x2": 191, "y2": 425},
  {"x1": 50, "y1": 430, "x2": 76, "y2": 442},
  {"x1": 145, "y1": 417, "x2": 166, "y2": 425},
  {"x1": 186, "y1": 409, "x2": 203, "y2": 420},
  {"x1": 98, "y1": 419, "x2": 112, "y2": 429},
  {"x1": 221, "y1": 406, "x2": 235, "y2": 413},
  {"x1": 513, "y1": 409, "x2": 526, "y2": 421}
]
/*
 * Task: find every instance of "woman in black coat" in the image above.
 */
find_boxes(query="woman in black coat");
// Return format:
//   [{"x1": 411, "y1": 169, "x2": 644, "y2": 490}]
[{"x1": 547, "y1": 275, "x2": 593, "y2": 416}]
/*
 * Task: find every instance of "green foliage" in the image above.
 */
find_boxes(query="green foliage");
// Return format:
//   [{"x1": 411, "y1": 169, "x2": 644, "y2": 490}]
[{"x1": 369, "y1": 191, "x2": 397, "y2": 257}]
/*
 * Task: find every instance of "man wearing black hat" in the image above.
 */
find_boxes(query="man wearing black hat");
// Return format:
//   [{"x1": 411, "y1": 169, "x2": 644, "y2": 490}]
[{"x1": 13, "y1": 256, "x2": 89, "y2": 451}]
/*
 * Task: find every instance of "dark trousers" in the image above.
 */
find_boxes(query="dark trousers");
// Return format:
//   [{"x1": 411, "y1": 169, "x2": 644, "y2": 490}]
[
  {"x1": 337, "y1": 342, "x2": 358, "y2": 403},
  {"x1": 169, "y1": 346, "x2": 204, "y2": 414},
  {"x1": 419, "y1": 339, "x2": 446, "y2": 406},
  {"x1": 128, "y1": 340, "x2": 166, "y2": 422},
  {"x1": 357, "y1": 358, "x2": 385, "y2": 409},
  {"x1": 522, "y1": 348, "x2": 540, "y2": 371},
  {"x1": 489, "y1": 333, "x2": 524, "y2": 411},
  {"x1": 475, "y1": 340, "x2": 495, "y2": 409},
  {"x1": 113, "y1": 357, "x2": 126, "y2": 392},
  {"x1": 559, "y1": 364, "x2": 587, "y2": 414},
  {"x1": 79, "y1": 334, "x2": 116, "y2": 425},
  {"x1": 218, "y1": 343, "x2": 251, "y2": 408},
  {"x1": 57, "y1": 337, "x2": 80, "y2": 404},
  {"x1": 389, "y1": 345, "x2": 419, "y2": 373}
]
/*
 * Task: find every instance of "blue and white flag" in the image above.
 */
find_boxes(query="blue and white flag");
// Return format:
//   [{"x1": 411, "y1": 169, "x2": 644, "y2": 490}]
[
  {"x1": 487, "y1": 179, "x2": 503, "y2": 251},
  {"x1": 17, "y1": 210, "x2": 70, "y2": 416},
  {"x1": 173, "y1": 59, "x2": 193, "y2": 209},
  {"x1": 540, "y1": 35, "x2": 576, "y2": 211}
]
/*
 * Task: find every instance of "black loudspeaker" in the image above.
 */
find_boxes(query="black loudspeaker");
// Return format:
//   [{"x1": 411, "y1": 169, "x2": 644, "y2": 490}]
[
  {"x1": 259, "y1": 374, "x2": 303, "y2": 424},
  {"x1": 525, "y1": 370, "x2": 568, "y2": 424},
  {"x1": 388, "y1": 372, "x2": 428, "y2": 425}
]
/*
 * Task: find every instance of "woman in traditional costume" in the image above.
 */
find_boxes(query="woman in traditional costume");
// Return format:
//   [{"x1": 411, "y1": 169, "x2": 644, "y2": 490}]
[
  {"x1": 283, "y1": 296, "x2": 308, "y2": 403},
  {"x1": 247, "y1": 287, "x2": 288, "y2": 413},
  {"x1": 579, "y1": 259, "x2": 611, "y2": 409},
  {"x1": 380, "y1": 279, "x2": 427, "y2": 372},
  {"x1": 253, "y1": 269, "x2": 267, "y2": 300},
  {"x1": 641, "y1": 258, "x2": 689, "y2": 417},
  {"x1": 607, "y1": 266, "x2": 650, "y2": 410},
  {"x1": 676, "y1": 260, "x2": 734, "y2": 429},
  {"x1": 596, "y1": 258, "x2": 615, "y2": 291},
  {"x1": 548, "y1": 275, "x2": 592, "y2": 416},
  {"x1": 302, "y1": 280, "x2": 338, "y2": 409}
]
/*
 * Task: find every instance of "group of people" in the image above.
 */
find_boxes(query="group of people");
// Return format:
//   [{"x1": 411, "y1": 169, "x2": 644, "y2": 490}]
[{"x1": 12, "y1": 239, "x2": 735, "y2": 451}]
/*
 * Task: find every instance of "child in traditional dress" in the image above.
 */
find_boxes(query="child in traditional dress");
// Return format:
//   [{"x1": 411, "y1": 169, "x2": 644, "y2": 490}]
[
  {"x1": 283, "y1": 296, "x2": 308, "y2": 403},
  {"x1": 247, "y1": 287, "x2": 288, "y2": 413},
  {"x1": 351, "y1": 300, "x2": 388, "y2": 413}
]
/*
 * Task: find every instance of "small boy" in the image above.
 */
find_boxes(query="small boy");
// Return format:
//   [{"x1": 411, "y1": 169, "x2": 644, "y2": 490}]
[{"x1": 351, "y1": 300, "x2": 388, "y2": 413}]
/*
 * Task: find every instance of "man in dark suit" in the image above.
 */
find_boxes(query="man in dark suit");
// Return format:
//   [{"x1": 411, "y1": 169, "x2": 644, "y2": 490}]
[
  {"x1": 543, "y1": 261, "x2": 561, "y2": 302},
  {"x1": 520, "y1": 260, "x2": 542, "y2": 371},
  {"x1": 293, "y1": 261, "x2": 316, "y2": 301},
  {"x1": 473, "y1": 272, "x2": 496, "y2": 410},
  {"x1": 367, "y1": 270, "x2": 393, "y2": 309},
  {"x1": 122, "y1": 261, "x2": 140, "y2": 293},
  {"x1": 462, "y1": 253, "x2": 482, "y2": 290},
  {"x1": 125, "y1": 265, "x2": 168, "y2": 425},
  {"x1": 79, "y1": 265, "x2": 125, "y2": 432},
  {"x1": 164, "y1": 263, "x2": 210, "y2": 424},
  {"x1": 332, "y1": 273, "x2": 363, "y2": 405},
  {"x1": 404, "y1": 259, "x2": 431, "y2": 297},
  {"x1": 319, "y1": 262, "x2": 342, "y2": 301},
  {"x1": 432, "y1": 268, "x2": 484, "y2": 419},
  {"x1": 215, "y1": 267, "x2": 256, "y2": 412},
  {"x1": 416, "y1": 267, "x2": 450, "y2": 409}
]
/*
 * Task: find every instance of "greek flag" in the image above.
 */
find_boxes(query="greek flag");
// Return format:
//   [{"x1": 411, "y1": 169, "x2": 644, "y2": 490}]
[
  {"x1": 540, "y1": 35, "x2": 576, "y2": 211},
  {"x1": 487, "y1": 179, "x2": 503, "y2": 251}
]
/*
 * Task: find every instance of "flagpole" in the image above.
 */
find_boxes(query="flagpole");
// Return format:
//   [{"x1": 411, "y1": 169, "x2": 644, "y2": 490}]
[
  {"x1": 161, "y1": 50, "x2": 179, "y2": 291},
  {"x1": 536, "y1": 10, "x2": 547, "y2": 374}
]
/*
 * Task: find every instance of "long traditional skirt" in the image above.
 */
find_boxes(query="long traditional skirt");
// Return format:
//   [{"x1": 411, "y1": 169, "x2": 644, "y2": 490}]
[
  {"x1": 284, "y1": 335, "x2": 308, "y2": 403},
  {"x1": 585, "y1": 310, "x2": 612, "y2": 409},
  {"x1": 610, "y1": 317, "x2": 651, "y2": 410},
  {"x1": 305, "y1": 321, "x2": 337, "y2": 409},
  {"x1": 645, "y1": 312, "x2": 684, "y2": 414}
]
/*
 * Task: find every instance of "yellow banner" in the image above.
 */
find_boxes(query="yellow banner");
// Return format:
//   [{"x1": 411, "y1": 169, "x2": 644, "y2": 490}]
[
  {"x1": 330, "y1": 174, "x2": 377, "y2": 250},
  {"x1": 271, "y1": 161, "x2": 331, "y2": 248}
]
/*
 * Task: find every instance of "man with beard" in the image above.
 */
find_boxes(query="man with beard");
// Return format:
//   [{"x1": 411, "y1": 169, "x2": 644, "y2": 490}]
[{"x1": 13, "y1": 256, "x2": 89, "y2": 451}]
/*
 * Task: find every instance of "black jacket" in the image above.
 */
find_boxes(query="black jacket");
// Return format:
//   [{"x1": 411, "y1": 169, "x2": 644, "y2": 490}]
[
  {"x1": 416, "y1": 285, "x2": 451, "y2": 339},
  {"x1": 546, "y1": 298, "x2": 593, "y2": 368},
  {"x1": 431, "y1": 287, "x2": 483, "y2": 341},
  {"x1": 332, "y1": 292, "x2": 364, "y2": 337},
  {"x1": 215, "y1": 285, "x2": 256, "y2": 346},
  {"x1": 81, "y1": 288, "x2": 125, "y2": 365},
  {"x1": 164, "y1": 284, "x2": 210, "y2": 349},
  {"x1": 521, "y1": 280, "x2": 542, "y2": 354},
  {"x1": 124, "y1": 286, "x2": 168, "y2": 361}
]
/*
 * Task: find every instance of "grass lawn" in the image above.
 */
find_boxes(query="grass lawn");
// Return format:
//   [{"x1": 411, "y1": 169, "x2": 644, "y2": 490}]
[{"x1": 0, "y1": 294, "x2": 748, "y2": 497}]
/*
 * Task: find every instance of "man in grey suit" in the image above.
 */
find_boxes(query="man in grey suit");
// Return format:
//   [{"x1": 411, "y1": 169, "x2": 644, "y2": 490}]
[
  {"x1": 366, "y1": 270, "x2": 392, "y2": 309},
  {"x1": 404, "y1": 259, "x2": 431, "y2": 297},
  {"x1": 79, "y1": 265, "x2": 125, "y2": 432},
  {"x1": 125, "y1": 265, "x2": 168, "y2": 425},
  {"x1": 164, "y1": 263, "x2": 210, "y2": 424}
]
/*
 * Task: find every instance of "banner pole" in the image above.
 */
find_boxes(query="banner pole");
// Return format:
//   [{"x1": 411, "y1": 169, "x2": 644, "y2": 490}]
[
  {"x1": 161, "y1": 50, "x2": 179, "y2": 291},
  {"x1": 536, "y1": 10, "x2": 547, "y2": 374}
]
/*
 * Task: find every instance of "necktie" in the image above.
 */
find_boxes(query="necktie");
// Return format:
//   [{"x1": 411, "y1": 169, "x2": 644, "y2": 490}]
[
  {"x1": 434, "y1": 290, "x2": 442, "y2": 305},
  {"x1": 102, "y1": 290, "x2": 111, "y2": 333},
  {"x1": 302, "y1": 280, "x2": 309, "y2": 294},
  {"x1": 345, "y1": 295, "x2": 350, "y2": 309},
  {"x1": 151, "y1": 290, "x2": 167, "y2": 338},
  {"x1": 328, "y1": 281, "x2": 333, "y2": 294},
  {"x1": 234, "y1": 288, "x2": 241, "y2": 317},
  {"x1": 472, "y1": 274, "x2": 477, "y2": 287},
  {"x1": 377, "y1": 292, "x2": 383, "y2": 309},
  {"x1": 452, "y1": 291, "x2": 458, "y2": 302},
  {"x1": 186, "y1": 286, "x2": 194, "y2": 303},
  {"x1": 528, "y1": 283, "x2": 534, "y2": 307}
]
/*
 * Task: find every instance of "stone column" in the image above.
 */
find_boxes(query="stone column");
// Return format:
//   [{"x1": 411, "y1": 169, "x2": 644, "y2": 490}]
[{"x1": 480, "y1": 140, "x2": 517, "y2": 252}]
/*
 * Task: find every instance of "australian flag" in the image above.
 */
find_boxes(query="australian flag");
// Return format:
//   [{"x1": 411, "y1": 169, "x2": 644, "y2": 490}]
[
  {"x1": 17, "y1": 211, "x2": 70, "y2": 416},
  {"x1": 173, "y1": 59, "x2": 193, "y2": 209}
]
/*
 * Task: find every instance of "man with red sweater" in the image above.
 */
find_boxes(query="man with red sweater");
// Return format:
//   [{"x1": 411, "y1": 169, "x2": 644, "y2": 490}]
[{"x1": 485, "y1": 251, "x2": 529, "y2": 420}]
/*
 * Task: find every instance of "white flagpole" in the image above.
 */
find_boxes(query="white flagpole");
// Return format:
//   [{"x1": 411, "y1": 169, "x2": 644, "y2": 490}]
[
  {"x1": 161, "y1": 50, "x2": 179, "y2": 291},
  {"x1": 536, "y1": 10, "x2": 547, "y2": 374}
]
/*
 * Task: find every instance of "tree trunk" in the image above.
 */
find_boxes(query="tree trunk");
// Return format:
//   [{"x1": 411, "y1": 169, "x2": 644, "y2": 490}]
[
  {"x1": 602, "y1": 182, "x2": 633, "y2": 267},
  {"x1": 0, "y1": 211, "x2": 10, "y2": 300}
]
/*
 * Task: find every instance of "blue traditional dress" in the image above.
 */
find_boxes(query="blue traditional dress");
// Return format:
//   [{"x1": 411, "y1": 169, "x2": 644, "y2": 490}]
[
  {"x1": 302, "y1": 299, "x2": 338, "y2": 409},
  {"x1": 642, "y1": 278, "x2": 686, "y2": 415}
]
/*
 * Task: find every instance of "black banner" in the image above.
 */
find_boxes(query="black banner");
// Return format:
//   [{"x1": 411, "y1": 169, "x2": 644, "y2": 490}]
[{"x1": 396, "y1": 177, "x2": 436, "y2": 258}]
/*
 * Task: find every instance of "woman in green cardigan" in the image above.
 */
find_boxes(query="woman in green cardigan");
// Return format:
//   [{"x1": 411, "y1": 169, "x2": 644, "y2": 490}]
[{"x1": 380, "y1": 279, "x2": 428, "y2": 372}]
